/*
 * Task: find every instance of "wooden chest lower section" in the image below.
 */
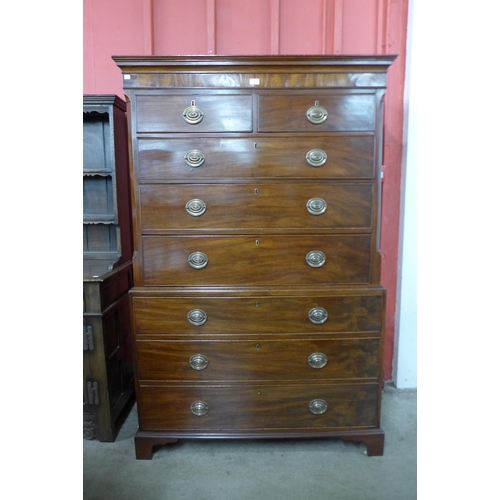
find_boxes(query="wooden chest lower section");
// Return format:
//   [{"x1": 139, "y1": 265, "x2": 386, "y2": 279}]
[
  {"x1": 138, "y1": 383, "x2": 379, "y2": 431},
  {"x1": 130, "y1": 287, "x2": 385, "y2": 449}
]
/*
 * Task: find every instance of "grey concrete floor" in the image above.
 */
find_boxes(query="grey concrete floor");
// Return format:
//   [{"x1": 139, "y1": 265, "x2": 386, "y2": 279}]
[{"x1": 83, "y1": 385, "x2": 416, "y2": 500}]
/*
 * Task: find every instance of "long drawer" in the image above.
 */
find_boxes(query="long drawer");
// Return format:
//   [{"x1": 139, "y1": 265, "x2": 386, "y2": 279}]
[
  {"x1": 258, "y1": 94, "x2": 375, "y2": 132},
  {"x1": 138, "y1": 383, "x2": 379, "y2": 431},
  {"x1": 141, "y1": 235, "x2": 372, "y2": 286},
  {"x1": 136, "y1": 136, "x2": 375, "y2": 180},
  {"x1": 139, "y1": 183, "x2": 373, "y2": 231},
  {"x1": 136, "y1": 338, "x2": 380, "y2": 381},
  {"x1": 135, "y1": 94, "x2": 253, "y2": 133},
  {"x1": 131, "y1": 293, "x2": 384, "y2": 336}
]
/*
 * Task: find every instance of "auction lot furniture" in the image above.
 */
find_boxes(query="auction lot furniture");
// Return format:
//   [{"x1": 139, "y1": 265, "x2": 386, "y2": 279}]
[
  {"x1": 113, "y1": 55, "x2": 394, "y2": 458},
  {"x1": 83, "y1": 95, "x2": 134, "y2": 441}
]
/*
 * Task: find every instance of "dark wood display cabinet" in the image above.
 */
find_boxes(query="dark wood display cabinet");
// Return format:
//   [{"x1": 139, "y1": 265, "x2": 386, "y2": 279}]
[
  {"x1": 83, "y1": 95, "x2": 135, "y2": 441},
  {"x1": 112, "y1": 55, "x2": 395, "y2": 458}
]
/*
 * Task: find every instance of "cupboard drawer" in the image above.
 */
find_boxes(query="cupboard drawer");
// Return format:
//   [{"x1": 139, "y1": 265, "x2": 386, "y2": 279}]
[
  {"x1": 258, "y1": 94, "x2": 375, "y2": 132},
  {"x1": 139, "y1": 183, "x2": 373, "y2": 231},
  {"x1": 139, "y1": 383, "x2": 379, "y2": 431},
  {"x1": 135, "y1": 94, "x2": 252, "y2": 133},
  {"x1": 141, "y1": 235, "x2": 372, "y2": 286},
  {"x1": 137, "y1": 136, "x2": 375, "y2": 180},
  {"x1": 132, "y1": 294, "x2": 384, "y2": 336},
  {"x1": 136, "y1": 338, "x2": 380, "y2": 381}
]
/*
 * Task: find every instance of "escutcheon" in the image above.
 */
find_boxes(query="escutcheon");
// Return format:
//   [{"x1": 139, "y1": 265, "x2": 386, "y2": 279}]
[
  {"x1": 309, "y1": 399, "x2": 328, "y2": 415},
  {"x1": 306, "y1": 197, "x2": 327, "y2": 215},
  {"x1": 187, "y1": 309, "x2": 207, "y2": 326},
  {"x1": 308, "y1": 352, "x2": 328, "y2": 369},
  {"x1": 190, "y1": 401, "x2": 209, "y2": 417},
  {"x1": 306, "y1": 100, "x2": 328, "y2": 124},
  {"x1": 306, "y1": 149, "x2": 328, "y2": 167},
  {"x1": 306, "y1": 250, "x2": 326, "y2": 268},
  {"x1": 189, "y1": 354, "x2": 209, "y2": 370},
  {"x1": 188, "y1": 252, "x2": 208, "y2": 269},
  {"x1": 186, "y1": 199, "x2": 206, "y2": 217},
  {"x1": 182, "y1": 100, "x2": 204, "y2": 124},
  {"x1": 308, "y1": 307, "x2": 328, "y2": 324},
  {"x1": 184, "y1": 149, "x2": 205, "y2": 168}
]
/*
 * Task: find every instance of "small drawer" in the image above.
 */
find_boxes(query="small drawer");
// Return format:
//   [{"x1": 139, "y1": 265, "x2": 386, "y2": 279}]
[
  {"x1": 258, "y1": 94, "x2": 375, "y2": 132},
  {"x1": 139, "y1": 183, "x2": 373, "y2": 232},
  {"x1": 136, "y1": 338, "x2": 380, "y2": 381},
  {"x1": 138, "y1": 383, "x2": 379, "y2": 431},
  {"x1": 135, "y1": 94, "x2": 253, "y2": 133},
  {"x1": 137, "y1": 136, "x2": 375, "y2": 180},
  {"x1": 141, "y1": 235, "x2": 372, "y2": 286}
]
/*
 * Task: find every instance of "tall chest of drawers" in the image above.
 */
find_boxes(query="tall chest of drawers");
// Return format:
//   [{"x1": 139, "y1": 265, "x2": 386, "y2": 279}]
[{"x1": 113, "y1": 55, "x2": 395, "y2": 459}]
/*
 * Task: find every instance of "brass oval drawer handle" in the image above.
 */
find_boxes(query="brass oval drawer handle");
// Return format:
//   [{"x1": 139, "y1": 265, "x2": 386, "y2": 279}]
[
  {"x1": 309, "y1": 399, "x2": 328, "y2": 415},
  {"x1": 187, "y1": 309, "x2": 207, "y2": 326},
  {"x1": 306, "y1": 149, "x2": 328, "y2": 167},
  {"x1": 189, "y1": 354, "x2": 209, "y2": 370},
  {"x1": 190, "y1": 400, "x2": 209, "y2": 417},
  {"x1": 306, "y1": 250, "x2": 326, "y2": 268},
  {"x1": 306, "y1": 101, "x2": 328, "y2": 124},
  {"x1": 188, "y1": 251, "x2": 208, "y2": 269},
  {"x1": 308, "y1": 352, "x2": 328, "y2": 369},
  {"x1": 183, "y1": 101, "x2": 204, "y2": 124},
  {"x1": 306, "y1": 197, "x2": 327, "y2": 216},
  {"x1": 308, "y1": 307, "x2": 328, "y2": 324},
  {"x1": 184, "y1": 149, "x2": 205, "y2": 168},
  {"x1": 186, "y1": 199, "x2": 206, "y2": 217}
]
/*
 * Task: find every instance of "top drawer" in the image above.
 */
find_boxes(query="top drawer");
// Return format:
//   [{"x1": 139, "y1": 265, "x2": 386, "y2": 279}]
[
  {"x1": 258, "y1": 93, "x2": 375, "y2": 132},
  {"x1": 135, "y1": 94, "x2": 253, "y2": 133}
]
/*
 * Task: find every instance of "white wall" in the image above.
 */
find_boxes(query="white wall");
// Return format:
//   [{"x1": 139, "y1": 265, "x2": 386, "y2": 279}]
[{"x1": 393, "y1": 0, "x2": 417, "y2": 388}]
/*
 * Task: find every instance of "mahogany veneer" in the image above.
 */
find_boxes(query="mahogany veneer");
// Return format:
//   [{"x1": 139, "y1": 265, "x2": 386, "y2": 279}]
[{"x1": 113, "y1": 55, "x2": 395, "y2": 459}]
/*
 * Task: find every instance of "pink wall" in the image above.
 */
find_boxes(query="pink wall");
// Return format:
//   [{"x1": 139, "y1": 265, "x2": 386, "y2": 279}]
[{"x1": 83, "y1": 0, "x2": 408, "y2": 381}]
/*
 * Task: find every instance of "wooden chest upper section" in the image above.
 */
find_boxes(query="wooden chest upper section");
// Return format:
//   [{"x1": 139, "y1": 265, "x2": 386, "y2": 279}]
[{"x1": 112, "y1": 56, "x2": 394, "y2": 288}]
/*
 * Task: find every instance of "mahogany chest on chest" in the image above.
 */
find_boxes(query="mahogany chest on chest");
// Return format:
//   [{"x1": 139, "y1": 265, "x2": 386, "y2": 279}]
[{"x1": 113, "y1": 55, "x2": 394, "y2": 459}]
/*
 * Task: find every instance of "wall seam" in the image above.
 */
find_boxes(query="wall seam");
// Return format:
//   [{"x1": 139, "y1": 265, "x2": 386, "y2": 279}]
[
  {"x1": 270, "y1": 0, "x2": 280, "y2": 55},
  {"x1": 207, "y1": 0, "x2": 216, "y2": 54},
  {"x1": 332, "y1": 0, "x2": 343, "y2": 54}
]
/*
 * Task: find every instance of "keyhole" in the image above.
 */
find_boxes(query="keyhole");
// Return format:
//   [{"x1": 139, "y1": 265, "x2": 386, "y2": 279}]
[
  {"x1": 256, "y1": 302, "x2": 260, "y2": 307},
  {"x1": 256, "y1": 344, "x2": 260, "y2": 350},
  {"x1": 254, "y1": 188, "x2": 259, "y2": 195},
  {"x1": 255, "y1": 240, "x2": 259, "y2": 246},
  {"x1": 257, "y1": 389, "x2": 261, "y2": 395}
]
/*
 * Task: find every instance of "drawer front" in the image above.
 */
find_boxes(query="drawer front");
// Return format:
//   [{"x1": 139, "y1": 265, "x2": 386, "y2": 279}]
[
  {"x1": 139, "y1": 384, "x2": 379, "y2": 431},
  {"x1": 139, "y1": 183, "x2": 373, "y2": 231},
  {"x1": 137, "y1": 136, "x2": 375, "y2": 180},
  {"x1": 258, "y1": 94, "x2": 375, "y2": 132},
  {"x1": 135, "y1": 95, "x2": 253, "y2": 133},
  {"x1": 100, "y1": 266, "x2": 133, "y2": 308},
  {"x1": 136, "y1": 338, "x2": 380, "y2": 381},
  {"x1": 132, "y1": 294, "x2": 383, "y2": 336},
  {"x1": 142, "y1": 235, "x2": 372, "y2": 286}
]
